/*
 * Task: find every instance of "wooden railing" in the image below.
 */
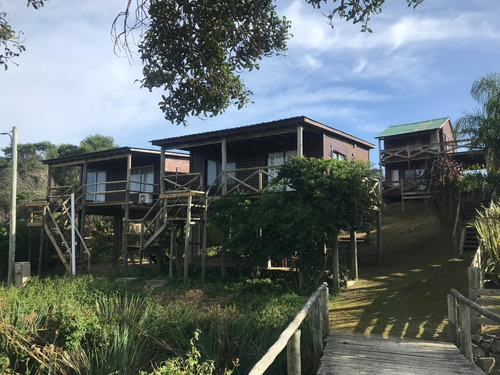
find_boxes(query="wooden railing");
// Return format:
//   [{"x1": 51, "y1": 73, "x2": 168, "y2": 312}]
[
  {"x1": 381, "y1": 139, "x2": 473, "y2": 163},
  {"x1": 206, "y1": 166, "x2": 280, "y2": 197},
  {"x1": 448, "y1": 288, "x2": 500, "y2": 364},
  {"x1": 248, "y1": 282, "x2": 329, "y2": 375}
]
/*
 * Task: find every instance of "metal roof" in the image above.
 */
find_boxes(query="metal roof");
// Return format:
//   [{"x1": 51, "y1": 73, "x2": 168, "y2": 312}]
[
  {"x1": 375, "y1": 117, "x2": 450, "y2": 138},
  {"x1": 152, "y1": 116, "x2": 375, "y2": 150}
]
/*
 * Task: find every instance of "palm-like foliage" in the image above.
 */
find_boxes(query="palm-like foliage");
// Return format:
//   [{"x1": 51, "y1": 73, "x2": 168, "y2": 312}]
[{"x1": 456, "y1": 72, "x2": 500, "y2": 171}]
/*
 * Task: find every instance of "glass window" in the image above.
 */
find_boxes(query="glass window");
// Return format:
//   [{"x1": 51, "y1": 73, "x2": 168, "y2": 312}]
[
  {"x1": 206, "y1": 159, "x2": 236, "y2": 186},
  {"x1": 332, "y1": 150, "x2": 346, "y2": 160},
  {"x1": 130, "y1": 166, "x2": 154, "y2": 193},
  {"x1": 267, "y1": 150, "x2": 296, "y2": 185},
  {"x1": 86, "y1": 171, "x2": 106, "y2": 202}
]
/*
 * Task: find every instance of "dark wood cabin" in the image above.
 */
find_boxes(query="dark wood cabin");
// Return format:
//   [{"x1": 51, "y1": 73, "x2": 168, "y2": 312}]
[
  {"x1": 31, "y1": 147, "x2": 189, "y2": 272},
  {"x1": 376, "y1": 117, "x2": 485, "y2": 199},
  {"x1": 152, "y1": 116, "x2": 375, "y2": 195}
]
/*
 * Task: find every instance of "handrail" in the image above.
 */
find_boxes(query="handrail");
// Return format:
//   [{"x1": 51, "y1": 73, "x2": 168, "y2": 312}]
[
  {"x1": 248, "y1": 282, "x2": 329, "y2": 375},
  {"x1": 448, "y1": 288, "x2": 500, "y2": 364},
  {"x1": 450, "y1": 288, "x2": 500, "y2": 323}
]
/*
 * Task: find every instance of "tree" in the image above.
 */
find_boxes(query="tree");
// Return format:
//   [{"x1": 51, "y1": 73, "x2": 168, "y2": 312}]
[
  {"x1": 79, "y1": 134, "x2": 117, "y2": 153},
  {"x1": 0, "y1": 0, "x2": 44, "y2": 69},
  {"x1": 113, "y1": 0, "x2": 423, "y2": 125},
  {"x1": 456, "y1": 72, "x2": 500, "y2": 171},
  {"x1": 210, "y1": 156, "x2": 376, "y2": 289}
]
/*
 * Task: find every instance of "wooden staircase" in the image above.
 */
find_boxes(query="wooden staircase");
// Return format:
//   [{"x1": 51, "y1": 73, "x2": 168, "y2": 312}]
[
  {"x1": 459, "y1": 191, "x2": 483, "y2": 254},
  {"x1": 124, "y1": 190, "x2": 208, "y2": 262},
  {"x1": 28, "y1": 186, "x2": 91, "y2": 273}
]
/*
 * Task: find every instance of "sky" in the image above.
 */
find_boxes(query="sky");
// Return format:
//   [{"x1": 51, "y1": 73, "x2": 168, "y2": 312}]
[{"x1": 1, "y1": 0, "x2": 500, "y2": 161}]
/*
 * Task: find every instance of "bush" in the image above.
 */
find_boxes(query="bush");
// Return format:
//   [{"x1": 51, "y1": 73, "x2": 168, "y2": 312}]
[{"x1": 474, "y1": 202, "x2": 500, "y2": 285}]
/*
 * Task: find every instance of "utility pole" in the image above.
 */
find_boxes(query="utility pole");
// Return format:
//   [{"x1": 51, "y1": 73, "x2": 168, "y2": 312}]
[{"x1": 1, "y1": 126, "x2": 17, "y2": 286}]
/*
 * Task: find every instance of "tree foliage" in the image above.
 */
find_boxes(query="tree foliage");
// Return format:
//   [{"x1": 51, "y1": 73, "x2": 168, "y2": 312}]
[
  {"x1": 0, "y1": 1, "x2": 44, "y2": 69},
  {"x1": 210, "y1": 157, "x2": 376, "y2": 284},
  {"x1": 113, "y1": 0, "x2": 423, "y2": 125},
  {"x1": 456, "y1": 72, "x2": 500, "y2": 171},
  {"x1": 420, "y1": 155, "x2": 463, "y2": 227}
]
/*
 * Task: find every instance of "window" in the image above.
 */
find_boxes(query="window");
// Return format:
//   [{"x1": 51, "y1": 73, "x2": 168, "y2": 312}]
[
  {"x1": 130, "y1": 166, "x2": 154, "y2": 193},
  {"x1": 206, "y1": 159, "x2": 236, "y2": 186},
  {"x1": 268, "y1": 150, "x2": 296, "y2": 186},
  {"x1": 332, "y1": 150, "x2": 346, "y2": 160},
  {"x1": 86, "y1": 171, "x2": 106, "y2": 203},
  {"x1": 390, "y1": 169, "x2": 399, "y2": 186},
  {"x1": 404, "y1": 170, "x2": 415, "y2": 179}
]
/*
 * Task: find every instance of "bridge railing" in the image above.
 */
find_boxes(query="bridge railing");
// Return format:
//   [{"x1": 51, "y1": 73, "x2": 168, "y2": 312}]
[
  {"x1": 448, "y1": 288, "x2": 500, "y2": 364},
  {"x1": 248, "y1": 282, "x2": 329, "y2": 375}
]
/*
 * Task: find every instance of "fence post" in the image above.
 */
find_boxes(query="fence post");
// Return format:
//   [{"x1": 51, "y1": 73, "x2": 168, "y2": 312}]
[
  {"x1": 447, "y1": 293, "x2": 458, "y2": 346},
  {"x1": 321, "y1": 286, "x2": 330, "y2": 336},
  {"x1": 458, "y1": 302, "x2": 474, "y2": 364},
  {"x1": 312, "y1": 300, "x2": 323, "y2": 366},
  {"x1": 468, "y1": 267, "x2": 481, "y2": 333},
  {"x1": 287, "y1": 329, "x2": 301, "y2": 375}
]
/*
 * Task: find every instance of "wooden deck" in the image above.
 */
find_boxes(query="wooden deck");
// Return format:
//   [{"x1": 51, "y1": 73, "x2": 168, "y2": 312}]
[{"x1": 317, "y1": 332, "x2": 483, "y2": 374}]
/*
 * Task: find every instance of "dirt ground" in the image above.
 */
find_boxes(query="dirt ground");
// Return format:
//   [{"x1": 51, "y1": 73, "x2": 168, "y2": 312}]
[{"x1": 330, "y1": 201, "x2": 473, "y2": 342}]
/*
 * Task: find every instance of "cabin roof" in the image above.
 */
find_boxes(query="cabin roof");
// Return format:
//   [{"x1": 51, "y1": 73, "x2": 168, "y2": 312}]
[
  {"x1": 42, "y1": 146, "x2": 188, "y2": 166},
  {"x1": 151, "y1": 116, "x2": 375, "y2": 150},
  {"x1": 375, "y1": 117, "x2": 450, "y2": 138}
]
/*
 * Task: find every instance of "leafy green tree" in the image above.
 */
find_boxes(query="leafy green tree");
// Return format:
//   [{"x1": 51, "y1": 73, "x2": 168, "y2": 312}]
[
  {"x1": 79, "y1": 134, "x2": 117, "y2": 153},
  {"x1": 456, "y1": 72, "x2": 500, "y2": 171},
  {"x1": 113, "y1": 0, "x2": 423, "y2": 125},
  {"x1": 210, "y1": 156, "x2": 376, "y2": 288},
  {"x1": 0, "y1": 1, "x2": 44, "y2": 69}
]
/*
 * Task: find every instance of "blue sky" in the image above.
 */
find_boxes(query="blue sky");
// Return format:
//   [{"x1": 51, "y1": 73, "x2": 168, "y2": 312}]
[{"x1": 1, "y1": 0, "x2": 499, "y2": 162}]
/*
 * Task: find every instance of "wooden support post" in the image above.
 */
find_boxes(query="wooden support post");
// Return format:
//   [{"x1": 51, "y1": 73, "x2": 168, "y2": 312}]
[
  {"x1": 458, "y1": 302, "x2": 474, "y2": 364},
  {"x1": 349, "y1": 229, "x2": 358, "y2": 280},
  {"x1": 468, "y1": 267, "x2": 481, "y2": 333},
  {"x1": 123, "y1": 154, "x2": 132, "y2": 266},
  {"x1": 183, "y1": 195, "x2": 192, "y2": 283},
  {"x1": 221, "y1": 138, "x2": 227, "y2": 196},
  {"x1": 160, "y1": 147, "x2": 165, "y2": 195},
  {"x1": 37, "y1": 209, "x2": 45, "y2": 277},
  {"x1": 113, "y1": 214, "x2": 121, "y2": 266},
  {"x1": 312, "y1": 300, "x2": 323, "y2": 366},
  {"x1": 297, "y1": 125, "x2": 303, "y2": 156},
  {"x1": 377, "y1": 140, "x2": 383, "y2": 261},
  {"x1": 321, "y1": 286, "x2": 330, "y2": 336},
  {"x1": 169, "y1": 226, "x2": 175, "y2": 279},
  {"x1": 287, "y1": 329, "x2": 301, "y2": 375},
  {"x1": 447, "y1": 293, "x2": 458, "y2": 346},
  {"x1": 80, "y1": 161, "x2": 87, "y2": 260},
  {"x1": 331, "y1": 232, "x2": 340, "y2": 294},
  {"x1": 201, "y1": 196, "x2": 208, "y2": 282},
  {"x1": 376, "y1": 207, "x2": 383, "y2": 262}
]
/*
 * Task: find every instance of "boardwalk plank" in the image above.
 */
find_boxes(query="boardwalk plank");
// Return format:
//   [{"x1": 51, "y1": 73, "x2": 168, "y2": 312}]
[{"x1": 317, "y1": 332, "x2": 483, "y2": 375}]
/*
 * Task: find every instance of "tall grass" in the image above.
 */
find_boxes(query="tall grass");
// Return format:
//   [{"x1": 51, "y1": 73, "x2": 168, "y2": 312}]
[
  {"x1": 474, "y1": 201, "x2": 500, "y2": 285},
  {"x1": 0, "y1": 276, "x2": 312, "y2": 374}
]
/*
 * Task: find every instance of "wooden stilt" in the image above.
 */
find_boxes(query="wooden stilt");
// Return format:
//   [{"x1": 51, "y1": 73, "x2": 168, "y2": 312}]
[{"x1": 349, "y1": 229, "x2": 358, "y2": 280}]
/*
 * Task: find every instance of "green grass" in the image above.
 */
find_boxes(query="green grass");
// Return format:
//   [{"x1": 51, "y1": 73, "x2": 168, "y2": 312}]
[
  {"x1": 0, "y1": 275, "x2": 312, "y2": 374},
  {"x1": 330, "y1": 201, "x2": 472, "y2": 341}
]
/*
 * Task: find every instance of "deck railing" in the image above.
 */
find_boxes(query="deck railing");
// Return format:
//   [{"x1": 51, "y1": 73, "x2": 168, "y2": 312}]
[
  {"x1": 381, "y1": 139, "x2": 473, "y2": 163},
  {"x1": 448, "y1": 288, "x2": 500, "y2": 364},
  {"x1": 248, "y1": 282, "x2": 329, "y2": 375}
]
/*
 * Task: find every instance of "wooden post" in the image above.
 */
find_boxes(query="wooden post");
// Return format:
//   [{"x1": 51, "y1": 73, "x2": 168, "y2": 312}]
[
  {"x1": 376, "y1": 173, "x2": 383, "y2": 262},
  {"x1": 201, "y1": 195, "x2": 208, "y2": 282},
  {"x1": 112, "y1": 214, "x2": 121, "y2": 266},
  {"x1": 37, "y1": 205, "x2": 46, "y2": 276},
  {"x1": 221, "y1": 138, "x2": 227, "y2": 195},
  {"x1": 321, "y1": 286, "x2": 330, "y2": 336},
  {"x1": 447, "y1": 293, "x2": 458, "y2": 346},
  {"x1": 79, "y1": 161, "x2": 87, "y2": 260},
  {"x1": 312, "y1": 300, "x2": 323, "y2": 366},
  {"x1": 332, "y1": 232, "x2": 340, "y2": 294},
  {"x1": 169, "y1": 225, "x2": 175, "y2": 278},
  {"x1": 458, "y1": 302, "x2": 474, "y2": 364},
  {"x1": 123, "y1": 154, "x2": 132, "y2": 266},
  {"x1": 297, "y1": 125, "x2": 303, "y2": 156},
  {"x1": 160, "y1": 147, "x2": 165, "y2": 195},
  {"x1": 401, "y1": 177, "x2": 405, "y2": 211},
  {"x1": 287, "y1": 329, "x2": 301, "y2": 375},
  {"x1": 349, "y1": 229, "x2": 358, "y2": 280},
  {"x1": 183, "y1": 195, "x2": 192, "y2": 282},
  {"x1": 468, "y1": 267, "x2": 481, "y2": 333}
]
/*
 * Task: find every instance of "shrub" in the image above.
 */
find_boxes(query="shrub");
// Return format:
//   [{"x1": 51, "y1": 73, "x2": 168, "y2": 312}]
[{"x1": 474, "y1": 202, "x2": 500, "y2": 285}]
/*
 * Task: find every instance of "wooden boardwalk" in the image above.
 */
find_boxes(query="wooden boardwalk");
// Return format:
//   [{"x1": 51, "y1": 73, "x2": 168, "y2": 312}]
[{"x1": 317, "y1": 332, "x2": 483, "y2": 374}]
